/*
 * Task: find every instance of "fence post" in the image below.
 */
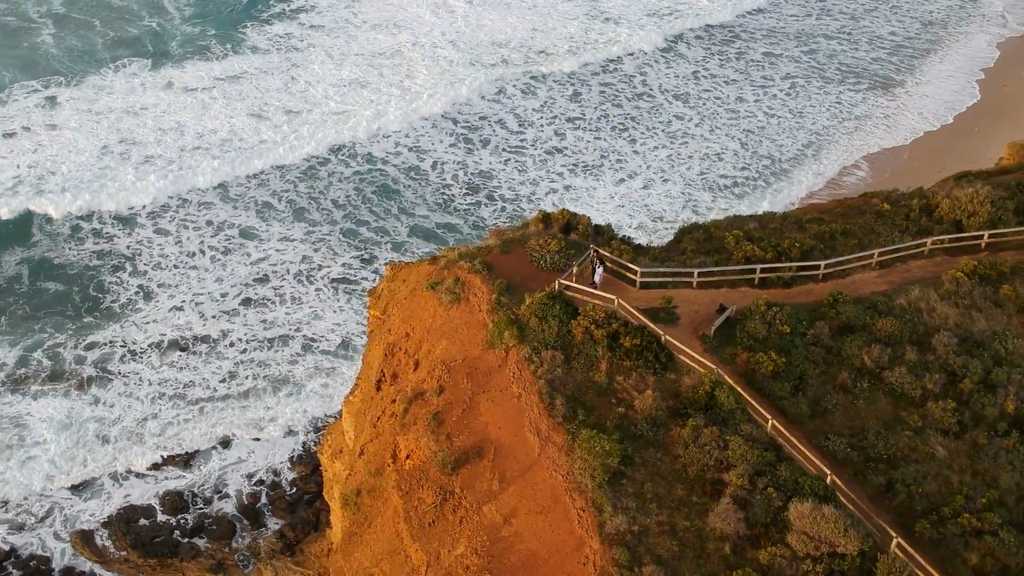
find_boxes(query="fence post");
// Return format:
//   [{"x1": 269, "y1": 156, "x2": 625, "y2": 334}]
[
  {"x1": 692, "y1": 270, "x2": 698, "y2": 288},
  {"x1": 754, "y1": 266, "x2": 761, "y2": 285},
  {"x1": 925, "y1": 238, "x2": 932, "y2": 255},
  {"x1": 872, "y1": 250, "x2": 880, "y2": 268},
  {"x1": 614, "y1": 296, "x2": 619, "y2": 310},
  {"x1": 982, "y1": 232, "x2": 990, "y2": 249},
  {"x1": 572, "y1": 266, "x2": 577, "y2": 283},
  {"x1": 635, "y1": 270, "x2": 641, "y2": 289},
  {"x1": 819, "y1": 262, "x2": 826, "y2": 280},
  {"x1": 767, "y1": 417, "x2": 774, "y2": 433}
]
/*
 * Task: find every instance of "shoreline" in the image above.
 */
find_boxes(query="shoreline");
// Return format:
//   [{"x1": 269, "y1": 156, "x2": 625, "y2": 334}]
[{"x1": 806, "y1": 33, "x2": 1024, "y2": 203}]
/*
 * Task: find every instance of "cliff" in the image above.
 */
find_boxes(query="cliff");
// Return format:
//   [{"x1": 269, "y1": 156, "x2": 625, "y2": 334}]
[{"x1": 297, "y1": 259, "x2": 606, "y2": 574}]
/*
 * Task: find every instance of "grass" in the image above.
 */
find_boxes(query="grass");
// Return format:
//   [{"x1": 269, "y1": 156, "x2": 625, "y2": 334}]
[
  {"x1": 426, "y1": 275, "x2": 464, "y2": 305},
  {"x1": 400, "y1": 389, "x2": 426, "y2": 420}
]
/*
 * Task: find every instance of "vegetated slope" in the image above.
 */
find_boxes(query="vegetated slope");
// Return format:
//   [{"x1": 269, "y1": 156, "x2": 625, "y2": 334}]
[
  {"x1": 485, "y1": 281, "x2": 904, "y2": 576},
  {"x1": 605, "y1": 163, "x2": 1024, "y2": 272},
  {"x1": 709, "y1": 257, "x2": 1024, "y2": 575},
  {"x1": 297, "y1": 259, "x2": 607, "y2": 575}
]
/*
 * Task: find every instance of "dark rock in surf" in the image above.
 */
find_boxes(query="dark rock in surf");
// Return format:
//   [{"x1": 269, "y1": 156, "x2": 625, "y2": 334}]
[
  {"x1": 102, "y1": 504, "x2": 185, "y2": 559},
  {"x1": 6, "y1": 553, "x2": 53, "y2": 576},
  {"x1": 70, "y1": 530, "x2": 107, "y2": 563},
  {"x1": 57, "y1": 566, "x2": 96, "y2": 576},
  {"x1": 176, "y1": 542, "x2": 201, "y2": 562},
  {"x1": 158, "y1": 490, "x2": 190, "y2": 517},
  {"x1": 202, "y1": 514, "x2": 237, "y2": 543},
  {"x1": 147, "y1": 449, "x2": 199, "y2": 471},
  {"x1": 111, "y1": 503, "x2": 158, "y2": 525},
  {"x1": 235, "y1": 490, "x2": 266, "y2": 529}
]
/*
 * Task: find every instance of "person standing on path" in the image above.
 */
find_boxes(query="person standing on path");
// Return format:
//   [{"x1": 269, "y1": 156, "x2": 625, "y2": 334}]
[{"x1": 592, "y1": 256, "x2": 605, "y2": 289}]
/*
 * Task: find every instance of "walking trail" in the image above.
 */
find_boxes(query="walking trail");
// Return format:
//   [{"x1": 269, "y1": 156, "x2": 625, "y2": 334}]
[{"x1": 488, "y1": 245, "x2": 1024, "y2": 576}]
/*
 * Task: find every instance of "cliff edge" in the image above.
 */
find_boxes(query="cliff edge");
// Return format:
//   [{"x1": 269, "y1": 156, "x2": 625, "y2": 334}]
[{"x1": 298, "y1": 259, "x2": 607, "y2": 575}]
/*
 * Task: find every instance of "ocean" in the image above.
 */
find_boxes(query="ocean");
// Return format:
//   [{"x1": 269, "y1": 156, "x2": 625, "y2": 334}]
[{"x1": 1, "y1": 0, "x2": 1021, "y2": 569}]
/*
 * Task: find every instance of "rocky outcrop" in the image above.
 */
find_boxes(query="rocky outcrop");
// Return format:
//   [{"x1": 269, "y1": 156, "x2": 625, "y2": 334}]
[
  {"x1": 997, "y1": 140, "x2": 1024, "y2": 167},
  {"x1": 69, "y1": 445, "x2": 327, "y2": 576},
  {"x1": 0, "y1": 547, "x2": 94, "y2": 576}
]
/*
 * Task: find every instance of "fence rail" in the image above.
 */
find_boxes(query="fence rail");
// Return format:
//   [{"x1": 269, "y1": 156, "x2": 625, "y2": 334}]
[
  {"x1": 591, "y1": 226, "x2": 1024, "y2": 288},
  {"x1": 552, "y1": 277, "x2": 943, "y2": 576}
]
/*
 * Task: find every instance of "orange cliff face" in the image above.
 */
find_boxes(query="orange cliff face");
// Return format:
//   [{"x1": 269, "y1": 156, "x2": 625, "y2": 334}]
[{"x1": 297, "y1": 260, "x2": 608, "y2": 575}]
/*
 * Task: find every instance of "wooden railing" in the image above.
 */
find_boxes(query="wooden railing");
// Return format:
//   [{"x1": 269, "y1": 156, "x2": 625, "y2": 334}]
[
  {"x1": 553, "y1": 276, "x2": 944, "y2": 576},
  {"x1": 590, "y1": 226, "x2": 1024, "y2": 288}
]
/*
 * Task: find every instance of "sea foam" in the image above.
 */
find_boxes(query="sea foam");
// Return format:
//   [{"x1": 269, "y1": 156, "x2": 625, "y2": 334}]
[
  {"x1": 0, "y1": 0, "x2": 767, "y2": 219},
  {"x1": 0, "y1": 0, "x2": 1020, "y2": 569}
]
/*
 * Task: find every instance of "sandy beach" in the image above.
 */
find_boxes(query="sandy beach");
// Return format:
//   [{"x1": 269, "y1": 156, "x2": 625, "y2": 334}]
[{"x1": 809, "y1": 34, "x2": 1024, "y2": 202}]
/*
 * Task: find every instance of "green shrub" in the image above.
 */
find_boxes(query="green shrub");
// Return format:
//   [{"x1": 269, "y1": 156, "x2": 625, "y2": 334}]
[
  {"x1": 614, "y1": 322, "x2": 674, "y2": 372},
  {"x1": 931, "y1": 182, "x2": 995, "y2": 232},
  {"x1": 528, "y1": 208, "x2": 593, "y2": 239},
  {"x1": 872, "y1": 317, "x2": 903, "y2": 343},
  {"x1": 737, "y1": 299, "x2": 793, "y2": 350},
  {"x1": 669, "y1": 418, "x2": 726, "y2": 480},
  {"x1": 708, "y1": 495, "x2": 748, "y2": 540},
  {"x1": 340, "y1": 487, "x2": 362, "y2": 515},
  {"x1": 531, "y1": 349, "x2": 565, "y2": 382},
  {"x1": 572, "y1": 428, "x2": 623, "y2": 490},
  {"x1": 748, "y1": 351, "x2": 786, "y2": 379},
  {"x1": 924, "y1": 399, "x2": 959, "y2": 434},
  {"x1": 435, "y1": 447, "x2": 456, "y2": 474},
  {"x1": 518, "y1": 290, "x2": 578, "y2": 353},
  {"x1": 874, "y1": 552, "x2": 914, "y2": 576},
  {"x1": 487, "y1": 310, "x2": 520, "y2": 349},
  {"x1": 570, "y1": 305, "x2": 673, "y2": 375},
  {"x1": 785, "y1": 500, "x2": 866, "y2": 557},
  {"x1": 526, "y1": 234, "x2": 574, "y2": 272},
  {"x1": 942, "y1": 257, "x2": 1010, "y2": 292},
  {"x1": 725, "y1": 230, "x2": 771, "y2": 264},
  {"x1": 646, "y1": 296, "x2": 680, "y2": 325},
  {"x1": 428, "y1": 410, "x2": 443, "y2": 431},
  {"x1": 400, "y1": 388, "x2": 426, "y2": 420},
  {"x1": 426, "y1": 275, "x2": 464, "y2": 305}
]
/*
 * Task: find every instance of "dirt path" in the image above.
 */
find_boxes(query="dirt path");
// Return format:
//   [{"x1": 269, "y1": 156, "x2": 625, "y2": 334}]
[
  {"x1": 599, "y1": 250, "x2": 1024, "y2": 350},
  {"x1": 491, "y1": 247, "x2": 1024, "y2": 576}
]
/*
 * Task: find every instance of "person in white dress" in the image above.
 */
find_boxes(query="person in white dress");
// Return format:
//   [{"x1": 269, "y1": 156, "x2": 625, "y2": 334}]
[{"x1": 592, "y1": 258, "x2": 605, "y2": 289}]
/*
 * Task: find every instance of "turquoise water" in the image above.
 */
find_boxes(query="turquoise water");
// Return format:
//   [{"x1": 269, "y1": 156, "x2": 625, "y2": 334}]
[
  {"x1": 0, "y1": 0, "x2": 1021, "y2": 570},
  {"x1": 0, "y1": 0, "x2": 288, "y2": 91}
]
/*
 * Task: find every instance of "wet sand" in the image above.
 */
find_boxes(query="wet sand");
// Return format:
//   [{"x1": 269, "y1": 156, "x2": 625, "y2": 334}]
[{"x1": 808, "y1": 34, "x2": 1024, "y2": 202}]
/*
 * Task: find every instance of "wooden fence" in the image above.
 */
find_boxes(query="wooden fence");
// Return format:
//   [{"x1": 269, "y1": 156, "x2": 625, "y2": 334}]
[
  {"x1": 552, "y1": 276, "x2": 944, "y2": 576},
  {"x1": 589, "y1": 226, "x2": 1024, "y2": 288}
]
